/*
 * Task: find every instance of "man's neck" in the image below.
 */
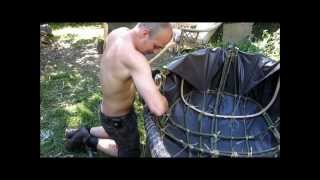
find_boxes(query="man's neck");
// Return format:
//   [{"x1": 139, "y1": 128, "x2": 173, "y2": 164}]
[{"x1": 127, "y1": 28, "x2": 139, "y2": 50}]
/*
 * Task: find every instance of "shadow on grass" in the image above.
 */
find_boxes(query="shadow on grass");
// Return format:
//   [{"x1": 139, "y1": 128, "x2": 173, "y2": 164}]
[
  {"x1": 71, "y1": 38, "x2": 98, "y2": 49},
  {"x1": 40, "y1": 67, "x2": 103, "y2": 157},
  {"x1": 41, "y1": 41, "x2": 102, "y2": 157}
]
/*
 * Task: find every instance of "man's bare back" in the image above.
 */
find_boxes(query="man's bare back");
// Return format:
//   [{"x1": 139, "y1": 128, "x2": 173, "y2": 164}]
[
  {"x1": 100, "y1": 24, "x2": 171, "y2": 118},
  {"x1": 100, "y1": 27, "x2": 137, "y2": 116}
]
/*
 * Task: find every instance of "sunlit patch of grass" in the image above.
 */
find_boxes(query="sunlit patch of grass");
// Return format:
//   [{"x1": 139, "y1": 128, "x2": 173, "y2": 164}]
[
  {"x1": 49, "y1": 23, "x2": 102, "y2": 30},
  {"x1": 41, "y1": 62, "x2": 101, "y2": 157},
  {"x1": 66, "y1": 116, "x2": 82, "y2": 128},
  {"x1": 64, "y1": 97, "x2": 101, "y2": 128},
  {"x1": 49, "y1": 24, "x2": 104, "y2": 50},
  {"x1": 53, "y1": 26, "x2": 103, "y2": 42},
  {"x1": 88, "y1": 92, "x2": 102, "y2": 102},
  {"x1": 76, "y1": 102, "x2": 94, "y2": 120},
  {"x1": 134, "y1": 93, "x2": 146, "y2": 145}
]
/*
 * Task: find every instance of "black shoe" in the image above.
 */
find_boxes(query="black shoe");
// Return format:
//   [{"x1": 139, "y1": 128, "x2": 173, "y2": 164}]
[
  {"x1": 65, "y1": 128, "x2": 80, "y2": 139},
  {"x1": 65, "y1": 127, "x2": 90, "y2": 151}
]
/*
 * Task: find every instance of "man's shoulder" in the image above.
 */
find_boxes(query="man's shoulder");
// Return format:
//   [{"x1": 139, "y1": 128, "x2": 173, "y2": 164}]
[
  {"x1": 121, "y1": 48, "x2": 148, "y2": 71},
  {"x1": 109, "y1": 27, "x2": 130, "y2": 37},
  {"x1": 117, "y1": 27, "x2": 130, "y2": 31}
]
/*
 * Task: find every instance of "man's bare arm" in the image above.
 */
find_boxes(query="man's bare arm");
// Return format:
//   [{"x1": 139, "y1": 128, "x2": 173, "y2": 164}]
[{"x1": 123, "y1": 52, "x2": 168, "y2": 116}]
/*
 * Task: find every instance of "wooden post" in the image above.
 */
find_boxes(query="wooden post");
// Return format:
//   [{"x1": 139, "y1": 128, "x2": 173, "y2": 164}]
[{"x1": 103, "y1": 23, "x2": 109, "y2": 50}]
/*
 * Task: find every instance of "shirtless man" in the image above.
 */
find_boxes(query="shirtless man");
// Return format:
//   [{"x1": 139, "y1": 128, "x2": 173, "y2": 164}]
[{"x1": 65, "y1": 23, "x2": 173, "y2": 157}]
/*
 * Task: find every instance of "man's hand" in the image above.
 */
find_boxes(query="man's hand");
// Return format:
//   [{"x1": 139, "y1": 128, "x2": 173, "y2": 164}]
[{"x1": 154, "y1": 73, "x2": 162, "y2": 90}]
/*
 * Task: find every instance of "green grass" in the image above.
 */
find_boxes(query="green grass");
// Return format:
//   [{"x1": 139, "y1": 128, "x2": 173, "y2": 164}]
[
  {"x1": 48, "y1": 23, "x2": 102, "y2": 30},
  {"x1": 40, "y1": 65, "x2": 102, "y2": 157},
  {"x1": 208, "y1": 29, "x2": 280, "y2": 61}
]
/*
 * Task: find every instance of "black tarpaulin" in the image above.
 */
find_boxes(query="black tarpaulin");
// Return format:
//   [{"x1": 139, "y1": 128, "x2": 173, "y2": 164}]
[
  {"x1": 144, "y1": 47, "x2": 280, "y2": 158},
  {"x1": 167, "y1": 48, "x2": 279, "y2": 95}
]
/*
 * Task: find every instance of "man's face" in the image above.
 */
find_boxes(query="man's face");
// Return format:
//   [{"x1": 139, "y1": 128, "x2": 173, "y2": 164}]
[{"x1": 139, "y1": 27, "x2": 172, "y2": 55}]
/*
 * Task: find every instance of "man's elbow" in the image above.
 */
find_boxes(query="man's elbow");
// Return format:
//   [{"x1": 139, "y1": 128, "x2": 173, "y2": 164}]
[
  {"x1": 151, "y1": 107, "x2": 166, "y2": 116},
  {"x1": 149, "y1": 102, "x2": 168, "y2": 116}
]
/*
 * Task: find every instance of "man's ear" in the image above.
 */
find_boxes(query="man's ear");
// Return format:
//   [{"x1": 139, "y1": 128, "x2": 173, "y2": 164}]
[{"x1": 142, "y1": 28, "x2": 151, "y2": 39}]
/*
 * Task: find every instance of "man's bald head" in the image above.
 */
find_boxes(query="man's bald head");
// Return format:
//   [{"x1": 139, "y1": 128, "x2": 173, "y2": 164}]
[
  {"x1": 132, "y1": 22, "x2": 173, "y2": 55},
  {"x1": 137, "y1": 23, "x2": 172, "y2": 39}
]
